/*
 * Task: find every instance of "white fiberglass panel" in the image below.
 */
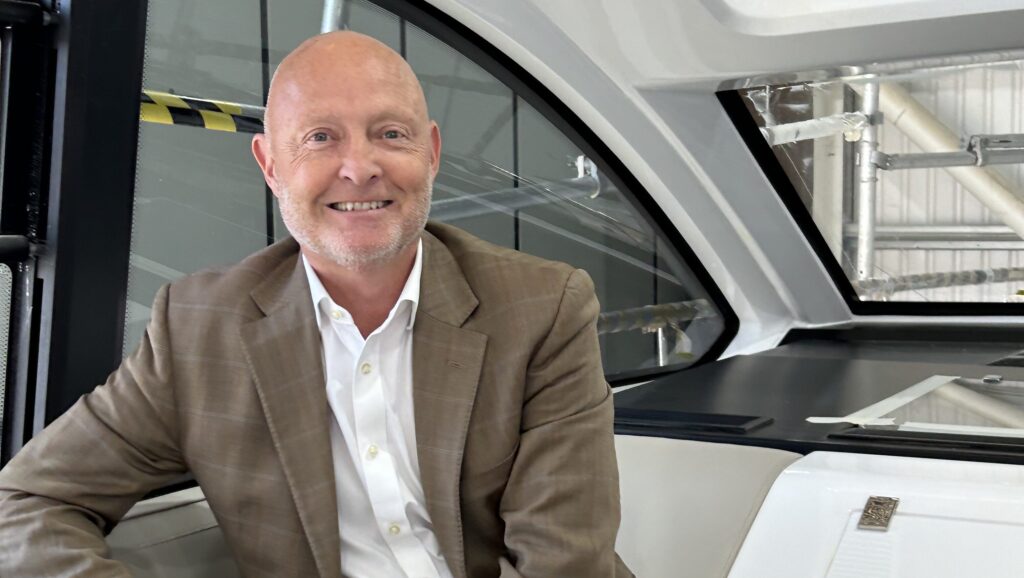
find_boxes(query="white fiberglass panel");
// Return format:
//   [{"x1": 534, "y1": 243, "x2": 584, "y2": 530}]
[{"x1": 730, "y1": 451, "x2": 1024, "y2": 577}]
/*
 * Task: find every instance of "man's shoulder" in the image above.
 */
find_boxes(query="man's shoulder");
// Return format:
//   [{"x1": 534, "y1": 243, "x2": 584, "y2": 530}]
[{"x1": 164, "y1": 237, "x2": 300, "y2": 309}]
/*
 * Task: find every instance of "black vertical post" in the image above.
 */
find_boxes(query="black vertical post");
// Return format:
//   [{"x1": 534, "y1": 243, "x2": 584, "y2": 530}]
[
  {"x1": 32, "y1": 0, "x2": 149, "y2": 433},
  {"x1": 260, "y1": 0, "x2": 274, "y2": 244}
]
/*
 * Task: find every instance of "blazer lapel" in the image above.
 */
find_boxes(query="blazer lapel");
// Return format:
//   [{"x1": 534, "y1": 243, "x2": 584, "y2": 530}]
[
  {"x1": 414, "y1": 231, "x2": 487, "y2": 578},
  {"x1": 239, "y1": 248, "x2": 341, "y2": 578}
]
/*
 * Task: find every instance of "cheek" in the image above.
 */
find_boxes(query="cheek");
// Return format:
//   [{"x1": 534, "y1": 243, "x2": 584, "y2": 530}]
[
  {"x1": 384, "y1": 154, "x2": 434, "y2": 190},
  {"x1": 286, "y1": 156, "x2": 341, "y2": 191}
]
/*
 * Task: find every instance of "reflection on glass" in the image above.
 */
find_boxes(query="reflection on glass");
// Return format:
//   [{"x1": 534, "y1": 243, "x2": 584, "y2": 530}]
[
  {"x1": 868, "y1": 376, "x2": 1024, "y2": 437},
  {"x1": 733, "y1": 55, "x2": 1024, "y2": 303}
]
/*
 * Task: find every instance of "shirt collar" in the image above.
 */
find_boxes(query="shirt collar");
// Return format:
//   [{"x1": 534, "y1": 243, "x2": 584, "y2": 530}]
[{"x1": 302, "y1": 238, "x2": 423, "y2": 332}]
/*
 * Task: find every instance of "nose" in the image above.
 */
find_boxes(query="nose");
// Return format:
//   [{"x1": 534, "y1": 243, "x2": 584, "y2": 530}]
[{"x1": 336, "y1": 135, "x2": 382, "y2": 187}]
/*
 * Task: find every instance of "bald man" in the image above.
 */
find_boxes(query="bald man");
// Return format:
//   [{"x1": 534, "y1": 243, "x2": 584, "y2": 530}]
[{"x1": 0, "y1": 32, "x2": 631, "y2": 578}]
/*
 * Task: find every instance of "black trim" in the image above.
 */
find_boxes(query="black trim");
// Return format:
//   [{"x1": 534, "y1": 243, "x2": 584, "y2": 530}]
[
  {"x1": 783, "y1": 325, "x2": 1024, "y2": 346},
  {"x1": 371, "y1": 0, "x2": 739, "y2": 371},
  {"x1": 32, "y1": 0, "x2": 149, "y2": 429},
  {"x1": 615, "y1": 407, "x2": 772, "y2": 435},
  {"x1": 831, "y1": 427, "x2": 1024, "y2": 453},
  {"x1": 719, "y1": 86, "x2": 1024, "y2": 317}
]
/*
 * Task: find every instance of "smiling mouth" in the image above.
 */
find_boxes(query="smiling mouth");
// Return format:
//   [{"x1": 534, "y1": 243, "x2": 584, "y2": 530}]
[{"x1": 327, "y1": 200, "x2": 393, "y2": 212}]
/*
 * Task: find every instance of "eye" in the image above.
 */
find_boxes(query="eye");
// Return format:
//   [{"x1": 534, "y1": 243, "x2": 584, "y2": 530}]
[
  {"x1": 309, "y1": 131, "x2": 330, "y2": 143},
  {"x1": 383, "y1": 129, "x2": 402, "y2": 140}
]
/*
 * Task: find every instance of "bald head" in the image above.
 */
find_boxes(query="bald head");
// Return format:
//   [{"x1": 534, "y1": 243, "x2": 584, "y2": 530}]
[{"x1": 263, "y1": 31, "x2": 429, "y2": 141}]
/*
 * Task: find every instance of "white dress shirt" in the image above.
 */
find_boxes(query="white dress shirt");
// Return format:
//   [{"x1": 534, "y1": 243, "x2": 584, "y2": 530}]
[{"x1": 302, "y1": 240, "x2": 453, "y2": 578}]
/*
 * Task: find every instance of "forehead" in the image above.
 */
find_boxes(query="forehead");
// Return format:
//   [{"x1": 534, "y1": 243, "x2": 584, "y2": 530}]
[{"x1": 271, "y1": 50, "x2": 426, "y2": 130}]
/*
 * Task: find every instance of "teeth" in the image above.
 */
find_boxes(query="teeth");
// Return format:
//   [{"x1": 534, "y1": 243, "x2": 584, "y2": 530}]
[{"x1": 331, "y1": 201, "x2": 388, "y2": 211}]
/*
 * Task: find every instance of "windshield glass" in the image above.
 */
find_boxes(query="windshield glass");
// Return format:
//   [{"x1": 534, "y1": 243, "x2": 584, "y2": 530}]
[{"x1": 730, "y1": 55, "x2": 1024, "y2": 303}]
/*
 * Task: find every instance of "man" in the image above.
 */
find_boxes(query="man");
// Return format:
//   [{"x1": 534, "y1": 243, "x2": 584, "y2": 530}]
[{"x1": 0, "y1": 31, "x2": 630, "y2": 577}]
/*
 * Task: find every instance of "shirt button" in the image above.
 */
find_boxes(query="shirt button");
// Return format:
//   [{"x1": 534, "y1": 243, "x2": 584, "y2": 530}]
[
  {"x1": 330, "y1": 309, "x2": 342, "y2": 320},
  {"x1": 388, "y1": 523, "x2": 401, "y2": 536},
  {"x1": 360, "y1": 362, "x2": 372, "y2": 375},
  {"x1": 367, "y1": 444, "x2": 379, "y2": 459}
]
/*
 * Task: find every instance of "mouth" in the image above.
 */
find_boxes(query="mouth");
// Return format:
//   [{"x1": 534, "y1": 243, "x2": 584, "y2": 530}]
[{"x1": 327, "y1": 200, "x2": 393, "y2": 212}]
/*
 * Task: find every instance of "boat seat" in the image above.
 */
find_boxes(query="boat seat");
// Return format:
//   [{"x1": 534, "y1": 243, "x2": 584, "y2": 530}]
[
  {"x1": 614, "y1": 435, "x2": 801, "y2": 578},
  {"x1": 109, "y1": 435, "x2": 799, "y2": 577}
]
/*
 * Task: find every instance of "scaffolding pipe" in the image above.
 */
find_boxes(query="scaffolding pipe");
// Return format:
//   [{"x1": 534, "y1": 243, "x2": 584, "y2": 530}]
[
  {"x1": 843, "y1": 224, "x2": 1017, "y2": 240},
  {"x1": 760, "y1": 112, "x2": 869, "y2": 146},
  {"x1": 855, "y1": 82, "x2": 880, "y2": 280},
  {"x1": 852, "y1": 265, "x2": 1024, "y2": 297},
  {"x1": 321, "y1": 0, "x2": 344, "y2": 33},
  {"x1": 875, "y1": 83, "x2": 1024, "y2": 240}
]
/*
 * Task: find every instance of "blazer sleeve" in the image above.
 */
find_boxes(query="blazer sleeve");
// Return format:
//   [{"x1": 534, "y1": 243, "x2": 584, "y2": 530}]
[
  {"x1": 0, "y1": 284, "x2": 187, "y2": 577},
  {"x1": 499, "y1": 268, "x2": 633, "y2": 578}
]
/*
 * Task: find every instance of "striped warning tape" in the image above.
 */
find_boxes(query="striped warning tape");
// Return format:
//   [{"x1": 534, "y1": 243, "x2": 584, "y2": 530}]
[{"x1": 139, "y1": 90, "x2": 264, "y2": 134}]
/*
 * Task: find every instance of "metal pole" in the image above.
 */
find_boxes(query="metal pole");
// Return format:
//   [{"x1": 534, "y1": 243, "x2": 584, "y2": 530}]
[
  {"x1": 852, "y1": 265, "x2": 1024, "y2": 297},
  {"x1": 844, "y1": 224, "x2": 1018, "y2": 240},
  {"x1": 856, "y1": 81, "x2": 880, "y2": 280},
  {"x1": 321, "y1": 0, "x2": 344, "y2": 33}
]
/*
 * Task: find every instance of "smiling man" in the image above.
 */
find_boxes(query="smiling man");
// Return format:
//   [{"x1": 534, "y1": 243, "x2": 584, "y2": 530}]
[{"x1": 0, "y1": 31, "x2": 630, "y2": 577}]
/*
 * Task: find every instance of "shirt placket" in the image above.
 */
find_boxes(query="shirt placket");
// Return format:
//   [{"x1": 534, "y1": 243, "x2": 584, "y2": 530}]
[{"x1": 353, "y1": 334, "x2": 439, "y2": 578}]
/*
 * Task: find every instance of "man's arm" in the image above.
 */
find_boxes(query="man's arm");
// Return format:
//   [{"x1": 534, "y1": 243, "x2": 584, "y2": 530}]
[
  {"x1": 499, "y1": 268, "x2": 631, "y2": 577},
  {"x1": 0, "y1": 285, "x2": 187, "y2": 576}
]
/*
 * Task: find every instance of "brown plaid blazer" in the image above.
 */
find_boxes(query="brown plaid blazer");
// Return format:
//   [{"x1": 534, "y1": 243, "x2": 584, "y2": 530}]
[{"x1": 0, "y1": 222, "x2": 630, "y2": 577}]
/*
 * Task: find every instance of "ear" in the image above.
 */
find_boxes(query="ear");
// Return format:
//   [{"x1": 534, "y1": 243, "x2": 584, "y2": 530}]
[
  {"x1": 252, "y1": 133, "x2": 281, "y2": 197},
  {"x1": 428, "y1": 121, "x2": 442, "y2": 177}
]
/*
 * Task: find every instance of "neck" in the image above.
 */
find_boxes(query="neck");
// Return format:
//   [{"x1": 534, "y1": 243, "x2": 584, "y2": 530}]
[{"x1": 304, "y1": 239, "x2": 419, "y2": 338}]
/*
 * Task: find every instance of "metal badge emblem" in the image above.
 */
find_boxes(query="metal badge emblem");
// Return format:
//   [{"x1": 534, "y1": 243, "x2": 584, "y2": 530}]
[{"x1": 858, "y1": 496, "x2": 899, "y2": 531}]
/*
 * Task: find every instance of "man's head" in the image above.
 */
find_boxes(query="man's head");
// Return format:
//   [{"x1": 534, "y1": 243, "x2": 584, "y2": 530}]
[{"x1": 252, "y1": 31, "x2": 441, "y2": 271}]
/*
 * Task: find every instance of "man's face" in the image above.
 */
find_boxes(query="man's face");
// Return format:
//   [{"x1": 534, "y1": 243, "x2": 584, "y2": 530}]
[{"x1": 252, "y1": 35, "x2": 441, "y2": 270}]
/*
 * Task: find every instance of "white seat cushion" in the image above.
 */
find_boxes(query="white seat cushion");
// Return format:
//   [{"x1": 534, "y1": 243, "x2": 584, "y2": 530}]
[{"x1": 615, "y1": 435, "x2": 800, "y2": 578}]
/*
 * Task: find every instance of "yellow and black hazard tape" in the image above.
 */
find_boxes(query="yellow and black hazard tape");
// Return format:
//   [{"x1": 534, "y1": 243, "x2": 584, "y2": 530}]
[{"x1": 139, "y1": 90, "x2": 264, "y2": 134}]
